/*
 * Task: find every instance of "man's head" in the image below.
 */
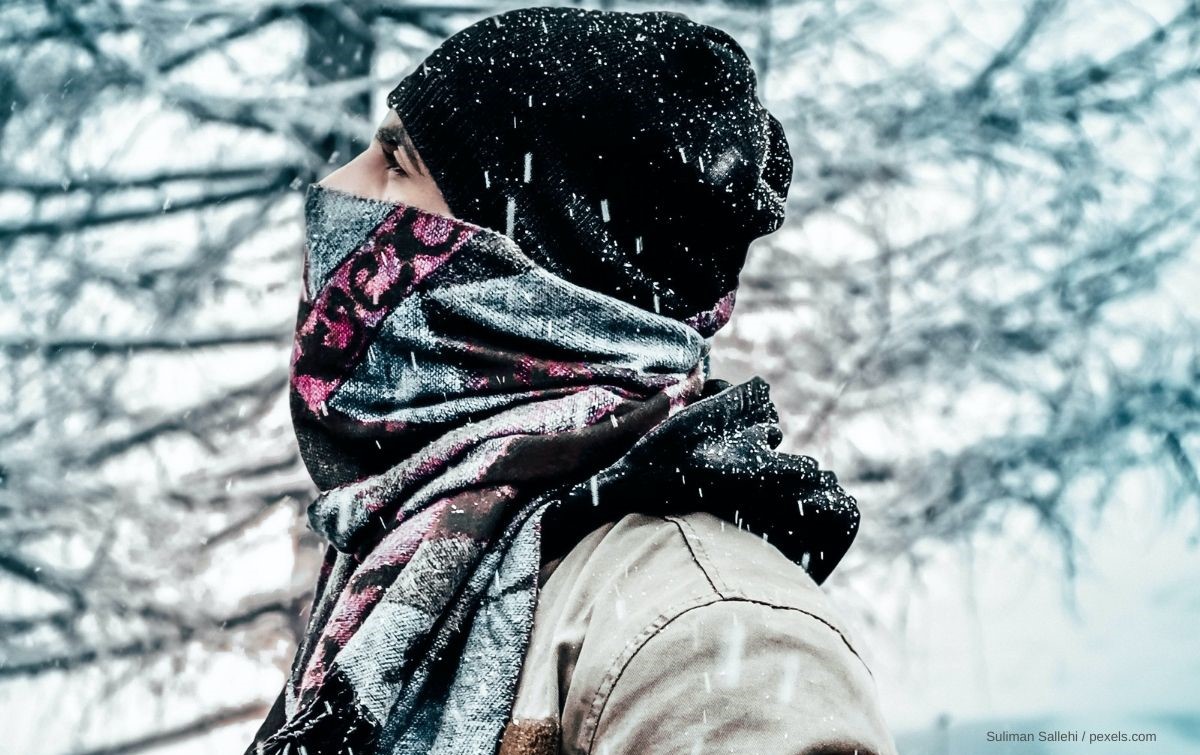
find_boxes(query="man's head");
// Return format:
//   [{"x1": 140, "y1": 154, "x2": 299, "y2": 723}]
[{"x1": 324, "y1": 6, "x2": 792, "y2": 331}]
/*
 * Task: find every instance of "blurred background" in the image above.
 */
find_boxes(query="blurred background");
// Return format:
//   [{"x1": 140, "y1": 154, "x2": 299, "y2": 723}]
[{"x1": 2, "y1": 0, "x2": 1198, "y2": 753}]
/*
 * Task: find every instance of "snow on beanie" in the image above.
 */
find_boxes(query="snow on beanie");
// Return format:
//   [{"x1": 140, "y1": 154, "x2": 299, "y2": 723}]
[{"x1": 387, "y1": 6, "x2": 792, "y2": 336}]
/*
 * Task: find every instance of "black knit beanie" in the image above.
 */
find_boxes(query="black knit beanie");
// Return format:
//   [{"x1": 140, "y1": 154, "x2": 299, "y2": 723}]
[{"x1": 387, "y1": 6, "x2": 792, "y2": 333}]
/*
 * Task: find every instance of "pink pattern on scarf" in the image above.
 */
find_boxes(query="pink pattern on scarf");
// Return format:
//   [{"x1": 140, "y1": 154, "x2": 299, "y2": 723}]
[{"x1": 291, "y1": 207, "x2": 478, "y2": 415}]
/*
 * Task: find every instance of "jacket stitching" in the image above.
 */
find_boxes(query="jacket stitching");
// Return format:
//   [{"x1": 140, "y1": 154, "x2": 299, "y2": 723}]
[
  {"x1": 577, "y1": 517, "x2": 723, "y2": 753},
  {"x1": 575, "y1": 513, "x2": 877, "y2": 753},
  {"x1": 663, "y1": 515, "x2": 727, "y2": 598},
  {"x1": 581, "y1": 595, "x2": 725, "y2": 754},
  {"x1": 719, "y1": 596, "x2": 872, "y2": 677},
  {"x1": 664, "y1": 513, "x2": 873, "y2": 677},
  {"x1": 584, "y1": 597, "x2": 878, "y2": 754}
]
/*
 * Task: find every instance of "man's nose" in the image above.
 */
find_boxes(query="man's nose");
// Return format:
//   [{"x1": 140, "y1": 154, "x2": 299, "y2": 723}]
[{"x1": 317, "y1": 144, "x2": 384, "y2": 200}]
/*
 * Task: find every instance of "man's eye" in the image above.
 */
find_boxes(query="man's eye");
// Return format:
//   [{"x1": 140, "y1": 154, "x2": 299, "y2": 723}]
[{"x1": 381, "y1": 146, "x2": 408, "y2": 177}]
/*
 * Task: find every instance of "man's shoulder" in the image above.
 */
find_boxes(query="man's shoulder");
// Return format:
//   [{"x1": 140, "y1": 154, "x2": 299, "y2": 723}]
[
  {"x1": 514, "y1": 511, "x2": 885, "y2": 755},
  {"x1": 540, "y1": 510, "x2": 857, "y2": 642}
]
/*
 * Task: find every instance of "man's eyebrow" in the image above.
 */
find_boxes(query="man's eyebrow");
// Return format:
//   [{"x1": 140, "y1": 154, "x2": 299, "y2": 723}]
[
  {"x1": 375, "y1": 125, "x2": 406, "y2": 146},
  {"x1": 375, "y1": 124, "x2": 425, "y2": 175}
]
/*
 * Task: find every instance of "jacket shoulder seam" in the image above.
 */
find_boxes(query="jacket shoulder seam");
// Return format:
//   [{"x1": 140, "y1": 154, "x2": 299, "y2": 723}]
[
  {"x1": 661, "y1": 514, "x2": 728, "y2": 598},
  {"x1": 662, "y1": 512, "x2": 867, "y2": 666},
  {"x1": 582, "y1": 596, "x2": 875, "y2": 753},
  {"x1": 581, "y1": 596, "x2": 725, "y2": 754},
  {"x1": 576, "y1": 514, "x2": 725, "y2": 752},
  {"x1": 720, "y1": 596, "x2": 872, "y2": 676}
]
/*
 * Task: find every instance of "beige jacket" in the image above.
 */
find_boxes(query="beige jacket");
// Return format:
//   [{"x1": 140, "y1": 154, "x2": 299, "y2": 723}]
[{"x1": 498, "y1": 511, "x2": 898, "y2": 755}]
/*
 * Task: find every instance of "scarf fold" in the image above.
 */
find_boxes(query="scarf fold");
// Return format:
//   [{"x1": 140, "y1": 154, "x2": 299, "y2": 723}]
[{"x1": 247, "y1": 184, "x2": 859, "y2": 755}]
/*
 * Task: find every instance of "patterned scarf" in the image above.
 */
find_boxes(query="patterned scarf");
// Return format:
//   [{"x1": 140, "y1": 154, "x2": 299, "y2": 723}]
[{"x1": 246, "y1": 184, "x2": 861, "y2": 755}]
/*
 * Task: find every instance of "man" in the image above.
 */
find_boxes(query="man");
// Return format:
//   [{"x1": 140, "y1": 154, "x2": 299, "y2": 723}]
[{"x1": 249, "y1": 7, "x2": 897, "y2": 754}]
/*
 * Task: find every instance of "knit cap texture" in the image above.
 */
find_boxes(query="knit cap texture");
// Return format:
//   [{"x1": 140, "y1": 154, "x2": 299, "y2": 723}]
[{"x1": 387, "y1": 6, "x2": 793, "y2": 329}]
